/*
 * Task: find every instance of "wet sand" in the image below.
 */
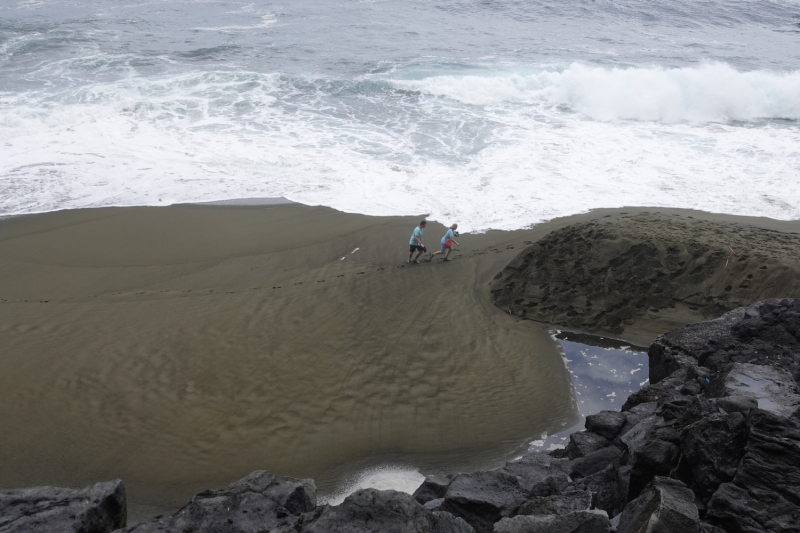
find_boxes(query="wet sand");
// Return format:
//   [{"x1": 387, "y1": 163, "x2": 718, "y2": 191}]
[
  {"x1": 1, "y1": 204, "x2": 798, "y2": 522},
  {"x1": 0, "y1": 203, "x2": 578, "y2": 522}
]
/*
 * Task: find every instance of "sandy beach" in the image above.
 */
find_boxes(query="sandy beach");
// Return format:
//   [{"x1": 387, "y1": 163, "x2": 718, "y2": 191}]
[{"x1": 2, "y1": 203, "x2": 799, "y2": 523}]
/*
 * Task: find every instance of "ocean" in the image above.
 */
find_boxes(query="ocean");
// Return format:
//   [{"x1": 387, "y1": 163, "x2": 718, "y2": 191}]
[{"x1": 2, "y1": 0, "x2": 799, "y2": 230}]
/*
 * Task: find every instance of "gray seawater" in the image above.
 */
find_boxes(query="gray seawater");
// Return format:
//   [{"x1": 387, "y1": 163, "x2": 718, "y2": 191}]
[{"x1": 2, "y1": 0, "x2": 800, "y2": 229}]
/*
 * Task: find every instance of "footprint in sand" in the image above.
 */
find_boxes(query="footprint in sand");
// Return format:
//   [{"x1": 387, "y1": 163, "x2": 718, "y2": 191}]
[
  {"x1": 357, "y1": 272, "x2": 365, "y2": 275},
  {"x1": 295, "y1": 282, "x2": 303, "y2": 285},
  {"x1": 317, "y1": 280, "x2": 325, "y2": 283},
  {"x1": 272, "y1": 286, "x2": 281, "y2": 289},
  {"x1": 337, "y1": 275, "x2": 344, "y2": 278}
]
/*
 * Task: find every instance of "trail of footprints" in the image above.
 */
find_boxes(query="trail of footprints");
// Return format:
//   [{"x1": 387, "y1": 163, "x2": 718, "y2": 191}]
[{"x1": 0, "y1": 243, "x2": 529, "y2": 303}]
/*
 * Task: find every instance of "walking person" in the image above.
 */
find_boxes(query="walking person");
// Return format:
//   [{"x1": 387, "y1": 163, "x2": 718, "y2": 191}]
[
  {"x1": 408, "y1": 220, "x2": 427, "y2": 264},
  {"x1": 431, "y1": 224, "x2": 459, "y2": 261}
]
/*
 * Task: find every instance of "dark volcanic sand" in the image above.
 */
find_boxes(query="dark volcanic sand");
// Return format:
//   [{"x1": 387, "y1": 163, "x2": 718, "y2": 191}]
[
  {"x1": 0, "y1": 203, "x2": 579, "y2": 522},
  {"x1": 492, "y1": 211, "x2": 800, "y2": 345},
  {"x1": 2, "y1": 204, "x2": 798, "y2": 523}
]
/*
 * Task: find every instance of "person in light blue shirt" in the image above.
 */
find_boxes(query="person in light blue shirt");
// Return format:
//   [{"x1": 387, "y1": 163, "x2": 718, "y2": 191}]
[
  {"x1": 431, "y1": 223, "x2": 460, "y2": 261},
  {"x1": 407, "y1": 220, "x2": 427, "y2": 263}
]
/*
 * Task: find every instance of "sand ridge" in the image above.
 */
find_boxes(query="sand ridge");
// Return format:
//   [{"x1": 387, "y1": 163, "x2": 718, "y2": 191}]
[{"x1": 492, "y1": 212, "x2": 800, "y2": 345}]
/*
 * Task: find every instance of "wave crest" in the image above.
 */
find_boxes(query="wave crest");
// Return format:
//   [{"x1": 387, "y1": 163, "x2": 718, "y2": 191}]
[{"x1": 393, "y1": 63, "x2": 800, "y2": 122}]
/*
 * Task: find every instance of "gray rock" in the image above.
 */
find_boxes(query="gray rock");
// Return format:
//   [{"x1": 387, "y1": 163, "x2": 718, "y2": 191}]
[
  {"x1": 619, "y1": 415, "x2": 659, "y2": 458},
  {"x1": 616, "y1": 477, "x2": 699, "y2": 533},
  {"x1": 432, "y1": 511, "x2": 477, "y2": 533},
  {"x1": 494, "y1": 510, "x2": 610, "y2": 533},
  {"x1": 301, "y1": 489, "x2": 470, "y2": 533},
  {"x1": 680, "y1": 410, "x2": 747, "y2": 500},
  {"x1": 499, "y1": 454, "x2": 572, "y2": 493},
  {"x1": 567, "y1": 432, "x2": 610, "y2": 460},
  {"x1": 439, "y1": 471, "x2": 529, "y2": 533},
  {"x1": 585, "y1": 411, "x2": 627, "y2": 440},
  {"x1": 0, "y1": 479, "x2": 126, "y2": 533},
  {"x1": 706, "y1": 409, "x2": 800, "y2": 533},
  {"x1": 425, "y1": 498, "x2": 445, "y2": 510},
  {"x1": 569, "y1": 464, "x2": 625, "y2": 518},
  {"x1": 516, "y1": 491, "x2": 592, "y2": 516},
  {"x1": 711, "y1": 363, "x2": 800, "y2": 418},
  {"x1": 709, "y1": 395, "x2": 758, "y2": 417},
  {"x1": 569, "y1": 447, "x2": 623, "y2": 479},
  {"x1": 414, "y1": 476, "x2": 453, "y2": 505},
  {"x1": 123, "y1": 470, "x2": 315, "y2": 533}
]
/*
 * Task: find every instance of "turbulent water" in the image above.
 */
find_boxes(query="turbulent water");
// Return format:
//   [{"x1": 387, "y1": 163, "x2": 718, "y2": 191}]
[{"x1": 2, "y1": 0, "x2": 800, "y2": 230}]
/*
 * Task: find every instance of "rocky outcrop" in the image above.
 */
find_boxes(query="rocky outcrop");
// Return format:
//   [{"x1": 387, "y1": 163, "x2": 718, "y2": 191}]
[
  {"x1": 0, "y1": 479, "x2": 126, "y2": 533},
  {"x1": 490, "y1": 213, "x2": 800, "y2": 337},
  {"x1": 298, "y1": 489, "x2": 474, "y2": 533},
  {"x1": 121, "y1": 471, "x2": 316, "y2": 533},
  {"x1": 411, "y1": 299, "x2": 800, "y2": 533},
  {"x1": 122, "y1": 472, "x2": 474, "y2": 533}
]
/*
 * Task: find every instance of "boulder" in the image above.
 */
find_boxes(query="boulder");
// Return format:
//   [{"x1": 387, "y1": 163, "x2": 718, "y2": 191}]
[
  {"x1": 616, "y1": 477, "x2": 699, "y2": 533},
  {"x1": 122, "y1": 471, "x2": 315, "y2": 533},
  {"x1": 569, "y1": 464, "x2": 625, "y2": 518},
  {"x1": 515, "y1": 491, "x2": 592, "y2": 516},
  {"x1": 0, "y1": 479, "x2": 126, "y2": 533},
  {"x1": 680, "y1": 410, "x2": 748, "y2": 500},
  {"x1": 414, "y1": 476, "x2": 453, "y2": 505},
  {"x1": 494, "y1": 510, "x2": 610, "y2": 533},
  {"x1": 499, "y1": 454, "x2": 572, "y2": 493},
  {"x1": 432, "y1": 511, "x2": 477, "y2": 533},
  {"x1": 569, "y1": 447, "x2": 623, "y2": 480},
  {"x1": 439, "y1": 471, "x2": 529, "y2": 533},
  {"x1": 585, "y1": 411, "x2": 627, "y2": 441},
  {"x1": 709, "y1": 363, "x2": 800, "y2": 418},
  {"x1": 300, "y1": 489, "x2": 474, "y2": 533},
  {"x1": 706, "y1": 409, "x2": 800, "y2": 533},
  {"x1": 566, "y1": 432, "x2": 610, "y2": 460}
]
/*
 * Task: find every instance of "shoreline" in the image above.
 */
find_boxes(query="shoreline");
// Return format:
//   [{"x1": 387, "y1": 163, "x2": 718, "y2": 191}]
[{"x1": 2, "y1": 203, "x2": 799, "y2": 524}]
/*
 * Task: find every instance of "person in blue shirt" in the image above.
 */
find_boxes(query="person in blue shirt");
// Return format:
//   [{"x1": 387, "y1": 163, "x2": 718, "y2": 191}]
[
  {"x1": 431, "y1": 223, "x2": 460, "y2": 261},
  {"x1": 408, "y1": 220, "x2": 427, "y2": 264}
]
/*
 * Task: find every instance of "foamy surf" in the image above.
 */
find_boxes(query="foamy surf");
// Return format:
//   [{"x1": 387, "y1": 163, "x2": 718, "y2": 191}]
[
  {"x1": 2, "y1": 62, "x2": 799, "y2": 230},
  {"x1": 393, "y1": 63, "x2": 800, "y2": 122},
  {"x1": 319, "y1": 466, "x2": 426, "y2": 506}
]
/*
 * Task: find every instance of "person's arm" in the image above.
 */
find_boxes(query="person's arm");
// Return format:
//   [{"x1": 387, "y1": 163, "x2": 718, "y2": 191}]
[{"x1": 449, "y1": 230, "x2": 458, "y2": 246}]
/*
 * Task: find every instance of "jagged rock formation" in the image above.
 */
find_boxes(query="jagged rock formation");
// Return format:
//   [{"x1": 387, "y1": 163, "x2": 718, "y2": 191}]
[
  {"x1": 411, "y1": 298, "x2": 800, "y2": 533},
  {"x1": 490, "y1": 213, "x2": 800, "y2": 339},
  {"x1": 121, "y1": 471, "x2": 474, "y2": 533},
  {"x1": 120, "y1": 471, "x2": 316, "y2": 533},
  {"x1": 0, "y1": 479, "x2": 126, "y2": 533}
]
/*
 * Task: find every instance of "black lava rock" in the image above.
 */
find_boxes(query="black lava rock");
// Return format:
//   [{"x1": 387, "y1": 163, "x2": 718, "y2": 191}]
[{"x1": 0, "y1": 480, "x2": 126, "y2": 533}]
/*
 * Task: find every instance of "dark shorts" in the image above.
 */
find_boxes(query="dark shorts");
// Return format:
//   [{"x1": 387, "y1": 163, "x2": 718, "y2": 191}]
[{"x1": 410, "y1": 244, "x2": 426, "y2": 253}]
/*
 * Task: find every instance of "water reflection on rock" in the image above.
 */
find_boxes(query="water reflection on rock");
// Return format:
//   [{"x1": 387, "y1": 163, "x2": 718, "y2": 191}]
[{"x1": 528, "y1": 332, "x2": 649, "y2": 452}]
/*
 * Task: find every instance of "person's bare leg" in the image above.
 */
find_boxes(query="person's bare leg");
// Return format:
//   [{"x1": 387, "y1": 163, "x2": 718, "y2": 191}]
[
  {"x1": 444, "y1": 248, "x2": 452, "y2": 260},
  {"x1": 413, "y1": 251, "x2": 423, "y2": 263},
  {"x1": 407, "y1": 251, "x2": 413, "y2": 263}
]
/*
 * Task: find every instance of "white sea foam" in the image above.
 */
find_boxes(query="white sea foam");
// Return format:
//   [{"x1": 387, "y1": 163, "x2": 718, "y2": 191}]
[
  {"x1": 394, "y1": 63, "x2": 800, "y2": 122},
  {"x1": 193, "y1": 14, "x2": 276, "y2": 31},
  {"x1": 1, "y1": 64, "x2": 799, "y2": 230},
  {"x1": 319, "y1": 466, "x2": 425, "y2": 506}
]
